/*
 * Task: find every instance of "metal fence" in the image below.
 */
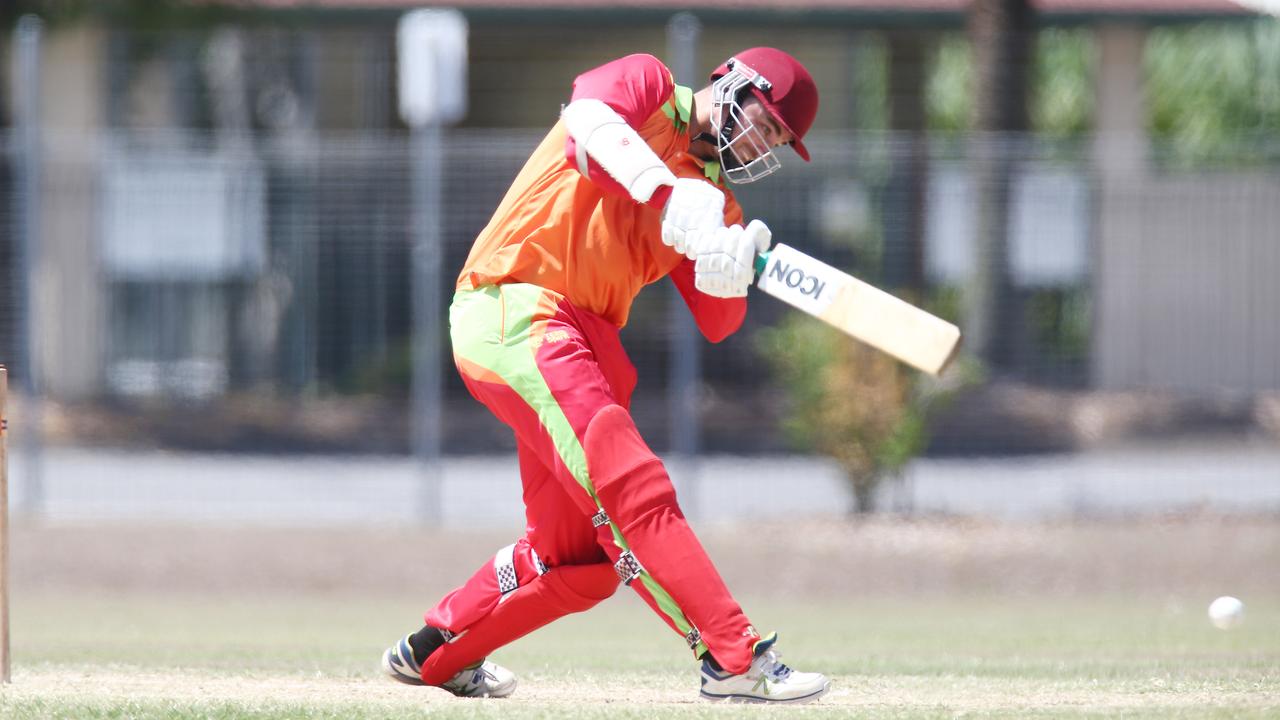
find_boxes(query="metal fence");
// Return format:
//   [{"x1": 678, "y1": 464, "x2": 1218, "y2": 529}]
[
  {"x1": 1, "y1": 19, "x2": 1279, "y2": 523},
  {"x1": 6, "y1": 127, "x2": 1280, "y2": 436}
]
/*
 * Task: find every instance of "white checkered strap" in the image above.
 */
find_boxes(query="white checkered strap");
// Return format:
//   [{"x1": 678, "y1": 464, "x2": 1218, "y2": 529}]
[
  {"x1": 684, "y1": 627, "x2": 702, "y2": 650},
  {"x1": 591, "y1": 509, "x2": 610, "y2": 528},
  {"x1": 614, "y1": 551, "x2": 643, "y2": 585},
  {"x1": 494, "y1": 543, "x2": 519, "y2": 597},
  {"x1": 529, "y1": 547, "x2": 549, "y2": 576}
]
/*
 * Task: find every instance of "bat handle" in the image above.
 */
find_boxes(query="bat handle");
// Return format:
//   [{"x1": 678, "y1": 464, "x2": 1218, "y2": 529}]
[{"x1": 754, "y1": 251, "x2": 770, "y2": 277}]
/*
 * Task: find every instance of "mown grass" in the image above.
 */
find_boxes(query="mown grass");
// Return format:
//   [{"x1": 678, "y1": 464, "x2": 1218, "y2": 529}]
[{"x1": 1, "y1": 591, "x2": 1276, "y2": 719}]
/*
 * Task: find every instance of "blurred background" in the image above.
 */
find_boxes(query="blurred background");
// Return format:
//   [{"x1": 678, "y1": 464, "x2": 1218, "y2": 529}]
[
  {"x1": 0, "y1": 0, "x2": 1278, "y2": 528},
  {"x1": 3, "y1": 7, "x2": 1279, "y2": 716}
]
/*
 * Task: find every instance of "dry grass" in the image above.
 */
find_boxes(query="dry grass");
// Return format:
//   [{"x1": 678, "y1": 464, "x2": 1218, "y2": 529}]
[
  {"x1": 12, "y1": 513, "x2": 1279, "y2": 599},
  {"x1": 3, "y1": 515, "x2": 1277, "y2": 719}
]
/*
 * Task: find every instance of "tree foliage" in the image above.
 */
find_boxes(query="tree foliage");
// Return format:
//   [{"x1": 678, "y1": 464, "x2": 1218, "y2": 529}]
[
  {"x1": 927, "y1": 28, "x2": 1094, "y2": 136},
  {"x1": 1147, "y1": 21, "x2": 1280, "y2": 165},
  {"x1": 756, "y1": 315, "x2": 925, "y2": 513},
  {"x1": 920, "y1": 19, "x2": 1280, "y2": 160}
]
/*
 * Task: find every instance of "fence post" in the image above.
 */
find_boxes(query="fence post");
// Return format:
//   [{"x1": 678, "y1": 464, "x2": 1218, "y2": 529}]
[
  {"x1": 13, "y1": 16, "x2": 44, "y2": 517},
  {"x1": 399, "y1": 10, "x2": 467, "y2": 526},
  {"x1": 410, "y1": 125, "x2": 444, "y2": 525},
  {"x1": 666, "y1": 13, "x2": 702, "y2": 518},
  {"x1": 1, "y1": 366, "x2": 11, "y2": 682}
]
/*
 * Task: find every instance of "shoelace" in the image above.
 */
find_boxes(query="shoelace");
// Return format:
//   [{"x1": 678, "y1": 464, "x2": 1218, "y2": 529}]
[
  {"x1": 756, "y1": 649, "x2": 793, "y2": 681},
  {"x1": 442, "y1": 662, "x2": 490, "y2": 693},
  {"x1": 467, "y1": 663, "x2": 498, "y2": 687}
]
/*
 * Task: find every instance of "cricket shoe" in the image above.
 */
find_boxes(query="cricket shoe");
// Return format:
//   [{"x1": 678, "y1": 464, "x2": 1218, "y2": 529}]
[
  {"x1": 698, "y1": 632, "x2": 830, "y2": 704},
  {"x1": 381, "y1": 634, "x2": 517, "y2": 698},
  {"x1": 437, "y1": 660, "x2": 518, "y2": 698}
]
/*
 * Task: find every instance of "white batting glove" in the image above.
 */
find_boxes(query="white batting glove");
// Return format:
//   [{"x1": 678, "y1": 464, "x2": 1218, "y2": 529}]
[
  {"x1": 661, "y1": 178, "x2": 726, "y2": 258},
  {"x1": 693, "y1": 219, "x2": 773, "y2": 298}
]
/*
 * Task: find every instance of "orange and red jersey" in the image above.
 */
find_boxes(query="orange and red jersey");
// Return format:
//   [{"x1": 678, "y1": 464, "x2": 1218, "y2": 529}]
[{"x1": 457, "y1": 54, "x2": 747, "y2": 341}]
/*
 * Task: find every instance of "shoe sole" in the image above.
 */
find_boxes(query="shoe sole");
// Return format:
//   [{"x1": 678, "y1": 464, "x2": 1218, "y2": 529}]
[{"x1": 700, "y1": 680, "x2": 830, "y2": 704}]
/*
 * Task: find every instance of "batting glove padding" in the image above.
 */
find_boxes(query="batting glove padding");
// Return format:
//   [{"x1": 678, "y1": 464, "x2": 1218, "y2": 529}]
[
  {"x1": 693, "y1": 219, "x2": 772, "y2": 298},
  {"x1": 661, "y1": 178, "x2": 728, "y2": 258}
]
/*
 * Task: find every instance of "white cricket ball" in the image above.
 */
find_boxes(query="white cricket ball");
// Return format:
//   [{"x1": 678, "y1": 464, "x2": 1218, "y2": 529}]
[{"x1": 1208, "y1": 596, "x2": 1245, "y2": 630}]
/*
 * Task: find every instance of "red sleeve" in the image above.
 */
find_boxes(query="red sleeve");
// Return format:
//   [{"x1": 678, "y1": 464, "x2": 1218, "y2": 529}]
[
  {"x1": 564, "y1": 54, "x2": 676, "y2": 209},
  {"x1": 668, "y1": 258, "x2": 747, "y2": 343},
  {"x1": 570, "y1": 53, "x2": 674, "y2": 125}
]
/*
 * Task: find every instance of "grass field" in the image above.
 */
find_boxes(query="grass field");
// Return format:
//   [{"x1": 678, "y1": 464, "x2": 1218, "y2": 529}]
[
  {"x1": 1, "y1": 518, "x2": 1277, "y2": 718},
  {"x1": 3, "y1": 593, "x2": 1277, "y2": 718}
]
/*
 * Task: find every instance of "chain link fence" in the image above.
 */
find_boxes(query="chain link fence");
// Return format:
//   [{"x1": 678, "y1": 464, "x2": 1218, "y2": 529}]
[{"x1": 1, "y1": 19, "x2": 1278, "y2": 522}]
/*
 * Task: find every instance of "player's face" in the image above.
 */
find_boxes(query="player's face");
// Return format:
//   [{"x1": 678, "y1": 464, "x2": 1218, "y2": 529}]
[{"x1": 731, "y1": 96, "x2": 794, "y2": 163}]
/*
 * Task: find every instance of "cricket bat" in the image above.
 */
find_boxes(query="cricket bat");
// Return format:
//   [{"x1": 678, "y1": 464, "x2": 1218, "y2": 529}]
[{"x1": 754, "y1": 244, "x2": 962, "y2": 376}]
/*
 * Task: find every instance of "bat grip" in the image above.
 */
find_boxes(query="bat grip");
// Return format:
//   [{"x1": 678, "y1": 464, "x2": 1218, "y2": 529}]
[{"x1": 753, "y1": 251, "x2": 770, "y2": 277}]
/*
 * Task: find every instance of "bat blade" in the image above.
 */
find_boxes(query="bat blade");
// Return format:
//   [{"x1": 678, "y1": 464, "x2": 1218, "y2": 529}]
[{"x1": 755, "y1": 244, "x2": 962, "y2": 375}]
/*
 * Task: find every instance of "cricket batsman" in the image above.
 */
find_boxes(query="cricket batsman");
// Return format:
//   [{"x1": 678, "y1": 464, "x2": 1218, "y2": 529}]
[{"x1": 382, "y1": 46, "x2": 830, "y2": 703}]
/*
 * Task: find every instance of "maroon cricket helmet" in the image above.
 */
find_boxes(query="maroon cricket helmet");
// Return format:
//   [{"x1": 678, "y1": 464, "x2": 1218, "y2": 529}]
[{"x1": 710, "y1": 47, "x2": 819, "y2": 162}]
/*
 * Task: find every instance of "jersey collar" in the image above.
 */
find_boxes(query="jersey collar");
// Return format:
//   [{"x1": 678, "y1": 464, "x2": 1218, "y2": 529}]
[
  {"x1": 702, "y1": 160, "x2": 722, "y2": 184},
  {"x1": 668, "y1": 83, "x2": 722, "y2": 185},
  {"x1": 662, "y1": 84, "x2": 694, "y2": 133}
]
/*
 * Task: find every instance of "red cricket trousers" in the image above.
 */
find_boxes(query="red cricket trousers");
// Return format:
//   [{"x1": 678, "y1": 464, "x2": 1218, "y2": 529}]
[{"x1": 415, "y1": 283, "x2": 758, "y2": 684}]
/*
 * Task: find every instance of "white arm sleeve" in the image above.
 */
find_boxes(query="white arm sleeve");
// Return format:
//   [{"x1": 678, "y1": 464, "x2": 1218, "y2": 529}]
[{"x1": 561, "y1": 98, "x2": 678, "y2": 204}]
